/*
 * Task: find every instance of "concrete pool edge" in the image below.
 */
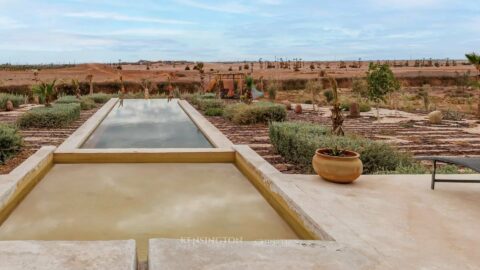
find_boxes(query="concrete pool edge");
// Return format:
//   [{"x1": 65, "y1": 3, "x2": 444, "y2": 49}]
[
  {"x1": 148, "y1": 238, "x2": 376, "y2": 270},
  {"x1": 178, "y1": 100, "x2": 233, "y2": 148},
  {"x1": 53, "y1": 148, "x2": 236, "y2": 163},
  {"x1": 233, "y1": 145, "x2": 333, "y2": 241},
  {"x1": 57, "y1": 98, "x2": 119, "y2": 152},
  {"x1": 0, "y1": 146, "x2": 54, "y2": 225},
  {"x1": 56, "y1": 98, "x2": 233, "y2": 151},
  {"x1": 0, "y1": 240, "x2": 137, "y2": 270}
]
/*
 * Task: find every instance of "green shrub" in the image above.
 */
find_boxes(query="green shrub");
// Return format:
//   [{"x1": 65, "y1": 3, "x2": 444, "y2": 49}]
[
  {"x1": 223, "y1": 103, "x2": 247, "y2": 120},
  {"x1": 56, "y1": 95, "x2": 97, "y2": 110},
  {"x1": 323, "y1": 90, "x2": 334, "y2": 103},
  {"x1": 339, "y1": 102, "x2": 350, "y2": 111},
  {"x1": 0, "y1": 93, "x2": 25, "y2": 110},
  {"x1": 197, "y1": 99, "x2": 224, "y2": 111},
  {"x1": 225, "y1": 102, "x2": 287, "y2": 125},
  {"x1": 80, "y1": 96, "x2": 96, "y2": 110},
  {"x1": 339, "y1": 102, "x2": 371, "y2": 112},
  {"x1": 88, "y1": 93, "x2": 114, "y2": 103},
  {"x1": 185, "y1": 93, "x2": 217, "y2": 107},
  {"x1": 18, "y1": 104, "x2": 81, "y2": 128},
  {"x1": 201, "y1": 93, "x2": 216, "y2": 99},
  {"x1": 359, "y1": 103, "x2": 371, "y2": 112},
  {"x1": 204, "y1": 107, "x2": 223, "y2": 116},
  {"x1": 375, "y1": 163, "x2": 428, "y2": 174},
  {"x1": 269, "y1": 121, "x2": 417, "y2": 174},
  {"x1": 0, "y1": 124, "x2": 22, "y2": 164},
  {"x1": 56, "y1": 95, "x2": 79, "y2": 104}
]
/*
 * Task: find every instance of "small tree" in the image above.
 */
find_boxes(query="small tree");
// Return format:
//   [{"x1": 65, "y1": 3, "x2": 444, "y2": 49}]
[
  {"x1": 195, "y1": 62, "x2": 205, "y2": 92},
  {"x1": 351, "y1": 78, "x2": 368, "y2": 101},
  {"x1": 267, "y1": 80, "x2": 281, "y2": 102},
  {"x1": 86, "y1": 74, "x2": 94, "y2": 95},
  {"x1": 305, "y1": 80, "x2": 323, "y2": 111},
  {"x1": 141, "y1": 79, "x2": 152, "y2": 99},
  {"x1": 366, "y1": 63, "x2": 400, "y2": 119},
  {"x1": 466, "y1": 52, "x2": 480, "y2": 79},
  {"x1": 466, "y1": 53, "x2": 480, "y2": 117},
  {"x1": 72, "y1": 79, "x2": 81, "y2": 99},
  {"x1": 32, "y1": 80, "x2": 56, "y2": 107},
  {"x1": 328, "y1": 77, "x2": 344, "y2": 136},
  {"x1": 417, "y1": 84, "x2": 431, "y2": 112}
]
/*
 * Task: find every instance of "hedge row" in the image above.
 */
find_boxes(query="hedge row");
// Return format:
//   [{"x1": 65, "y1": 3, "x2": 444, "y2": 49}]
[
  {"x1": 0, "y1": 124, "x2": 22, "y2": 164},
  {"x1": 17, "y1": 103, "x2": 81, "y2": 128},
  {"x1": 269, "y1": 121, "x2": 422, "y2": 174},
  {"x1": 87, "y1": 93, "x2": 115, "y2": 104},
  {"x1": 56, "y1": 95, "x2": 97, "y2": 110},
  {"x1": 224, "y1": 102, "x2": 286, "y2": 125}
]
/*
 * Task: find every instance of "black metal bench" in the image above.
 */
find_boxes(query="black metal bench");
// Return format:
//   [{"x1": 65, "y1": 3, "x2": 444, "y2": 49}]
[{"x1": 416, "y1": 156, "x2": 480, "y2": 190}]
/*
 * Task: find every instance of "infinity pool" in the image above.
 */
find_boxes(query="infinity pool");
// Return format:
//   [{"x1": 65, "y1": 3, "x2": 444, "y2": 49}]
[
  {"x1": 0, "y1": 163, "x2": 298, "y2": 260},
  {"x1": 82, "y1": 99, "x2": 212, "y2": 148}
]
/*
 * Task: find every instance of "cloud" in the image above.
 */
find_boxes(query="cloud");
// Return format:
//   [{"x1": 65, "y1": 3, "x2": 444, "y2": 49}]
[
  {"x1": 369, "y1": 0, "x2": 444, "y2": 9},
  {"x1": 257, "y1": 0, "x2": 282, "y2": 5},
  {"x1": 0, "y1": 16, "x2": 26, "y2": 29},
  {"x1": 63, "y1": 11, "x2": 194, "y2": 25},
  {"x1": 175, "y1": 0, "x2": 250, "y2": 14}
]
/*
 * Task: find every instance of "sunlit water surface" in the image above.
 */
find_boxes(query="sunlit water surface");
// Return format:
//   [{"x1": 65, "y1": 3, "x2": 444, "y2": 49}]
[{"x1": 82, "y1": 99, "x2": 212, "y2": 148}]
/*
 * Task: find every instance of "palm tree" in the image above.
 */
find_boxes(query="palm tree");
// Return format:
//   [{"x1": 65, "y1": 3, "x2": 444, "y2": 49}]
[
  {"x1": 466, "y1": 52, "x2": 480, "y2": 79},
  {"x1": 32, "y1": 80, "x2": 56, "y2": 107},
  {"x1": 72, "y1": 79, "x2": 81, "y2": 99},
  {"x1": 466, "y1": 53, "x2": 480, "y2": 117}
]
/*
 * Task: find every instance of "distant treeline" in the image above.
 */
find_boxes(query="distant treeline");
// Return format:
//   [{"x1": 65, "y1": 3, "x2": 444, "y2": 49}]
[
  {"x1": 0, "y1": 63, "x2": 77, "y2": 71},
  {"x1": 0, "y1": 74, "x2": 474, "y2": 96},
  {"x1": 0, "y1": 81, "x2": 201, "y2": 97}
]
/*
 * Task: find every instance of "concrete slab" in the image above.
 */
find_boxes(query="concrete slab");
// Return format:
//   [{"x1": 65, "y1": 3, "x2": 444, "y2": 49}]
[
  {"x1": 149, "y1": 239, "x2": 379, "y2": 270},
  {"x1": 0, "y1": 240, "x2": 136, "y2": 270},
  {"x1": 281, "y1": 174, "x2": 480, "y2": 269}
]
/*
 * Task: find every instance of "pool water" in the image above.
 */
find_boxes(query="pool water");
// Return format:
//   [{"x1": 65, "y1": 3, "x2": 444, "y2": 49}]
[
  {"x1": 0, "y1": 163, "x2": 298, "y2": 260},
  {"x1": 82, "y1": 99, "x2": 212, "y2": 148}
]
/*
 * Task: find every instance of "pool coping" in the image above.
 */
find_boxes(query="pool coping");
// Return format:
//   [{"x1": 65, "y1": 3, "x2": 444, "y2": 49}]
[
  {"x1": 178, "y1": 100, "x2": 233, "y2": 148},
  {"x1": 56, "y1": 98, "x2": 233, "y2": 152},
  {"x1": 0, "y1": 240, "x2": 137, "y2": 270}
]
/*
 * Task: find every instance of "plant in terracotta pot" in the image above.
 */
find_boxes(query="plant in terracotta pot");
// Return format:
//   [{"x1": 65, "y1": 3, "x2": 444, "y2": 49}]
[
  {"x1": 312, "y1": 76, "x2": 363, "y2": 183},
  {"x1": 312, "y1": 146, "x2": 363, "y2": 184},
  {"x1": 294, "y1": 104, "x2": 302, "y2": 114}
]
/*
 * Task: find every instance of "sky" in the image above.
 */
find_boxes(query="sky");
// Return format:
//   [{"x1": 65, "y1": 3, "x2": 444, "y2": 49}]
[{"x1": 0, "y1": 0, "x2": 478, "y2": 63}]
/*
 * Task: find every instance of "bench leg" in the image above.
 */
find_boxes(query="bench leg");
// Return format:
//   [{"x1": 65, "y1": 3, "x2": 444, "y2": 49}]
[{"x1": 431, "y1": 160, "x2": 436, "y2": 190}]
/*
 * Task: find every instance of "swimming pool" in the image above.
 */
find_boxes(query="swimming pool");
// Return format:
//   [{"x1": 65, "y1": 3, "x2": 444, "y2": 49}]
[
  {"x1": 81, "y1": 99, "x2": 212, "y2": 148},
  {"x1": 0, "y1": 163, "x2": 298, "y2": 260}
]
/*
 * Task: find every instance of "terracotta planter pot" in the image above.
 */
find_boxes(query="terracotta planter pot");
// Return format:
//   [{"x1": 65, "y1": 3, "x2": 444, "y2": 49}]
[
  {"x1": 312, "y1": 148, "x2": 363, "y2": 184},
  {"x1": 294, "y1": 104, "x2": 302, "y2": 114}
]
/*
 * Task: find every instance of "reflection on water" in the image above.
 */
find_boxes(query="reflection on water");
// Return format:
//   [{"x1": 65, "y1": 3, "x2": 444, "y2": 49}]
[
  {"x1": 0, "y1": 164, "x2": 298, "y2": 261},
  {"x1": 82, "y1": 99, "x2": 212, "y2": 148}
]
